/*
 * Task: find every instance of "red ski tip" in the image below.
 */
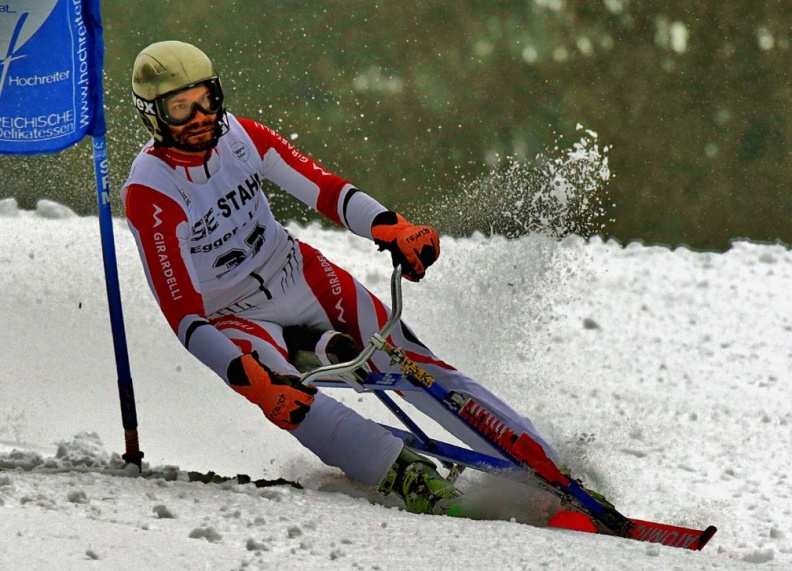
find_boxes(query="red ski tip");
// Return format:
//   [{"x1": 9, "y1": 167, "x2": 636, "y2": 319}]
[
  {"x1": 547, "y1": 510, "x2": 717, "y2": 551},
  {"x1": 629, "y1": 518, "x2": 718, "y2": 551}
]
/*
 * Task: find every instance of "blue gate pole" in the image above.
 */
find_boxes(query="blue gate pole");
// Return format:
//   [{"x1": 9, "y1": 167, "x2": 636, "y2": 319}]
[
  {"x1": 92, "y1": 135, "x2": 143, "y2": 468},
  {"x1": 85, "y1": 0, "x2": 143, "y2": 468}
]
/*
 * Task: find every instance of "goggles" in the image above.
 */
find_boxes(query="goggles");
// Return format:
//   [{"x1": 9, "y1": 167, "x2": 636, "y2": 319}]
[{"x1": 156, "y1": 77, "x2": 224, "y2": 126}]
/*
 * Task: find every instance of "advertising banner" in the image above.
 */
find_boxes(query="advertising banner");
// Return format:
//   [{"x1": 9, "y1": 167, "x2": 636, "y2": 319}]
[{"x1": 0, "y1": 0, "x2": 105, "y2": 155}]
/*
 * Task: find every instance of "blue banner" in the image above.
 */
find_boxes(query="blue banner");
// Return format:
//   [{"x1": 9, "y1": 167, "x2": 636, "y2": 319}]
[{"x1": 0, "y1": 0, "x2": 105, "y2": 155}]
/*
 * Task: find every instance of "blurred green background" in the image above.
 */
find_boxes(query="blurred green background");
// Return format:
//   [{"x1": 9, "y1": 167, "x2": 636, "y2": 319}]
[{"x1": 2, "y1": 0, "x2": 790, "y2": 250}]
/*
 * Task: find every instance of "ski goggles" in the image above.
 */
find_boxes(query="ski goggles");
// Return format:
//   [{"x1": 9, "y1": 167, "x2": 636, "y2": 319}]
[{"x1": 156, "y1": 77, "x2": 224, "y2": 126}]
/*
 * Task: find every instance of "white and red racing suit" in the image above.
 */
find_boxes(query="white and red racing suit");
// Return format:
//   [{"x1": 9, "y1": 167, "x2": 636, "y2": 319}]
[{"x1": 121, "y1": 113, "x2": 558, "y2": 485}]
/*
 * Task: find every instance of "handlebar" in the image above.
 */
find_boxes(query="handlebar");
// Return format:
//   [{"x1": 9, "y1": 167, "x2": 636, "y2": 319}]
[{"x1": 300, "y1": 265, "x2": 404, "y2": 386}]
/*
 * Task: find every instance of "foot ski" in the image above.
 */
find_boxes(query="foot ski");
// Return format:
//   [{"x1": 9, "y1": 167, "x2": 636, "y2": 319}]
[{"x1": 548, "y1": 510, "x2": 717, "y2": 551}]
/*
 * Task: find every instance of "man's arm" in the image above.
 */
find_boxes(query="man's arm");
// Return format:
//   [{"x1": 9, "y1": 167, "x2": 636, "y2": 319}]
[
  {"x1": 238, "y1": 118, "x2": 440, "y2": 280},
  {"x1": 123, "y1": 183, "x2": 243, "y2": 381},
  {"x1": 238, "y1": 118, "x2": 387, "y2": 238}
]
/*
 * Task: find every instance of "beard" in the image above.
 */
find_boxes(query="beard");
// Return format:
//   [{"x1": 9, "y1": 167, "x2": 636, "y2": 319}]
[{"x1": 171, "y1": 117, "x2": 220, "y2": 152}]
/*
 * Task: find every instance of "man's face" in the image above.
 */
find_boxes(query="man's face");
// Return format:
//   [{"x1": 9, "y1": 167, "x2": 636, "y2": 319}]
[{"x1": 162, "y1": 85, "x2": 219, "y2": 152}]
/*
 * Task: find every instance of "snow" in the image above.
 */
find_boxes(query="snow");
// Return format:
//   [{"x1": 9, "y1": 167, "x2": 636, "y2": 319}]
[{"x1": 1, "y1": 197, "x2": 790, "y2": 570}]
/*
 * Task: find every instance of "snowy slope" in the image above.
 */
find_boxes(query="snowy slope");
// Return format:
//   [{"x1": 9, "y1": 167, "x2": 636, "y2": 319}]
[{"x1": 0, "y1": 199, "x2": 789, "y2": 570}]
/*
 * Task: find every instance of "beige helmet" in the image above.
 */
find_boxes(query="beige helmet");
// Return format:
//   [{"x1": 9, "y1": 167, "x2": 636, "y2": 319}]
[{"x1": 131, "y1": 41, "x2": 225, "y2": 147}]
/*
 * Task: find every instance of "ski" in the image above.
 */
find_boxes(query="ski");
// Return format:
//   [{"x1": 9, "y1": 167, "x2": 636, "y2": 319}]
[
  {"x1": 389, "y1": 421, "x2": 717, "y2": 551},
  {"x1": 547, "y1": 510, "x2": 717, "y2": 551},
  {"x1": 448, "y1": 396, "x2": 718, "y2": 550}
]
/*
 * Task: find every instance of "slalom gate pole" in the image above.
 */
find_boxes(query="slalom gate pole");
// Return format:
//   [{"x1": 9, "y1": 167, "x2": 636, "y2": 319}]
[
  {"x1": 88, "y1": 0, "x2": 143, "y2": 467},
  {"x1": 91, "y1": 136, "x2": 143, "y2": 468}
]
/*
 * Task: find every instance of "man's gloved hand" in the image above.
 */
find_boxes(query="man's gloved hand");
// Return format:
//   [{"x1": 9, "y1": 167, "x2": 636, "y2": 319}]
[
  {"x1": 227, "y1": 352, "x2": 317, "y2": 430},
  {"x1": 371, "y1": 211, "x2": 440, "y2": 281}
]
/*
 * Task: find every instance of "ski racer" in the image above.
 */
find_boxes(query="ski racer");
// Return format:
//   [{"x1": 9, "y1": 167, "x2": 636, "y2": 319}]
[{"x1": 121, "y1": 40, "x2": 560, "y2": 514}]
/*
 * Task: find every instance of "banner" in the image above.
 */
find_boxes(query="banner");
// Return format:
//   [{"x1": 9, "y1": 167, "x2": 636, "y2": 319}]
[{"x1": 0, "y1": 0, "x2": 105, "y2": 155}]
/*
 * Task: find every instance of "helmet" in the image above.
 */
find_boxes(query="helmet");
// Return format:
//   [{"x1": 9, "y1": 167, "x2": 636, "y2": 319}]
[{"x1": 131, "y1": 41, "x2": 226, "y2": 148}]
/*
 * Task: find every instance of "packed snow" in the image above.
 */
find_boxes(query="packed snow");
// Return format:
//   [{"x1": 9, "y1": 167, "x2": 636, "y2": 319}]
[{"x1": 0, "y1": 198, "x2": 790, "y2": 570}]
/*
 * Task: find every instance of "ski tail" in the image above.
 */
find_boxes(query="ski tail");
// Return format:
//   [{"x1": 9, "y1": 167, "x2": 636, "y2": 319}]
[{"x1": 548, "y1": 510, "x2": 717, "y2": 551}]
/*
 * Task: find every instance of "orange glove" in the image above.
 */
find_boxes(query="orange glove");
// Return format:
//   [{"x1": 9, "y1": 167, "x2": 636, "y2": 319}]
[
  {"x1": 227, "y1": 353, "x2": 317, "y2": 430},
  {"x1": 371, "y1": 211, "x2": 440, "y2": 281}
]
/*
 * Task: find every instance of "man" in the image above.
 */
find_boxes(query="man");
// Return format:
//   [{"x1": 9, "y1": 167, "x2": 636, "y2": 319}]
[{"x1": 122, "y1": 40, "x2": 559, "y2": 515}]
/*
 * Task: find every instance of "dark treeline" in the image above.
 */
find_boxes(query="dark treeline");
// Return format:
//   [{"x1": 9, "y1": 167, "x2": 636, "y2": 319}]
[{"x1": 2, "y1": 0, "x2": 789, "y2": 250}]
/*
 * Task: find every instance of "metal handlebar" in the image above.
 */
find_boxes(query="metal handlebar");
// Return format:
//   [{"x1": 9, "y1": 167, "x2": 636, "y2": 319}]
[{"x1": 301, "y1": 265, "x2": 404, "y2": 386}]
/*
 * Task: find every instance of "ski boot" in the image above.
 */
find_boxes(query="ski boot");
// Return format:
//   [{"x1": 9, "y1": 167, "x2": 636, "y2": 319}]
[{"x1": 378, "y1": 447, "x2": 462, "y2": 515}]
